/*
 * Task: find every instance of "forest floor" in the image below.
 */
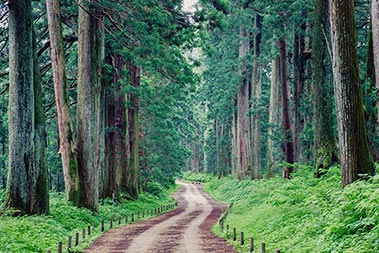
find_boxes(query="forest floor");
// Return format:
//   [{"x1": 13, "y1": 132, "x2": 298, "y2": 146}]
[{"x1": 85, "y1": 181, "x2": 236, "y2": 253}]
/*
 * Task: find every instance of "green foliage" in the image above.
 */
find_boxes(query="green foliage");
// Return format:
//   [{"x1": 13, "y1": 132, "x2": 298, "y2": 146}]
[
  {"x1": 186, "y1": 167, "x2": 379, "y2": 252},
  {"x1": 0, "y1": 189, "x2": 176, "y2": 253}
]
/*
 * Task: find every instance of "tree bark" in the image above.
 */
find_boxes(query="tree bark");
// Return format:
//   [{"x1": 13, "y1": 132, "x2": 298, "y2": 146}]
[
  {"x1": 236, "y1": 27, "x2": 252, "y2": 179},
  {"x1": 46, "y1": 0, "x2": 80, "y2": 204},
  {"x1": 251, "y1": 14, "x2": 262, "y2": 179},
  {"x1": 371, "y1": 0, "x2": 379, "y2": 127},
  {"x1": 329, "y1": 0, "x2": 375, "y2": 187},
  {"x1": 312, "y1": 0, "x2": 338, "y2": 177},
  {"x1": 266, "y1": 57, "x2": 282, "y2": 177},
  {"x1": 128, "y1": 63, "x2": 140, "y2": 199},
  {"x1": 76, "y1": 0, "x2": 103, "y2": 211},
  {"x1": 293, "y1": 23, "x2": 306, "y2": 163},
  {"x1": 6, "y1": 0, "x2": 48, "y2": 215},
  {"x1": 278, "y1": 37, "x2": 294, "y2": 178}
]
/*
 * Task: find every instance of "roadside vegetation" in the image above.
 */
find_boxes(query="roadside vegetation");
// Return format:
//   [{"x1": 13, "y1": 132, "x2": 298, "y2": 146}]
[
  {"x1": 183, "y1": 167, "x2": 379, "y2": 253},
  {"x1": 0, "y1": 184, "x2": 177, "y2": 253}
]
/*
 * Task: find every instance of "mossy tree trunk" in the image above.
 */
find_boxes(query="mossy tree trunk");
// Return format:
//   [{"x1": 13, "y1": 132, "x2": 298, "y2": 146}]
[
  {"x1": 76, "y1": 0, "x2": 103, "y2": 211},
  {"x1": 278, "y1": 37, "x2": 294, "y2": 179},
  {"x1": 329, "y1": 0, "x2": 375, "y2": 187},
  {"x1": 312, "y1": 0, "x2": 339, "y2": 177},
  {"x1": 104, "y1": 54, "x2": 127, "y2": 198},
  {"x1": 128, "y1": 63, "x2": 140, "y2": 199},
  {"x1": 293, "y1": 22, "x2": 307, "y2": 163},
  {"x1": 46, "y1": 0, "x2": 80, "y2": 205},
  {"x1": 6, "y1": 0, "x2": 48, "y2": 215},
  {"x1": 251, "y1": 14, "x2": 263, "y2": 179}
]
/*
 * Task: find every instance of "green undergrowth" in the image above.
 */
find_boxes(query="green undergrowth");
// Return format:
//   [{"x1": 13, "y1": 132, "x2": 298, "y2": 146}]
[
  {"x1": 0, "y1": 184, "x2": 178, "y2": 253},
  {"x1": 183, "y1": 167, "x2": 379, "y2": 253}
]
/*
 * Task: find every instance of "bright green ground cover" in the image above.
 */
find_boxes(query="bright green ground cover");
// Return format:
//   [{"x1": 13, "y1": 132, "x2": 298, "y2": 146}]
[
  {"x1": 183, "y1": 166, "x2": 379, "y2": 253},
  {"x1": 0, "y1": 184, "x2": 178, "y2": 253}
]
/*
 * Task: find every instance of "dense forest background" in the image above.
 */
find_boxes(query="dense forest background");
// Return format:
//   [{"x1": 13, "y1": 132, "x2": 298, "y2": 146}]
[{"x1": 0, "y1": 0, "x2": 378, "y2": 216}]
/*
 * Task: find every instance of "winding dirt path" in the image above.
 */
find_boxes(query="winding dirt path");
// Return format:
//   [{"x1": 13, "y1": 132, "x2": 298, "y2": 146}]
[{"x1": 85, "y1": 181, "x2": 236, "y2": 253}]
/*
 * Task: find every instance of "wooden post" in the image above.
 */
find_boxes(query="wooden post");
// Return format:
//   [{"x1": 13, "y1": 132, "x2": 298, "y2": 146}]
[
  {"x1": 101, "y1": 220, "x2": 105, "y2": 232},
  {"x1": 261, "y1": 242, "x2": 266, "y2": 253},
  {"x1": 132, "y1": 213, "x2": 135, "y2": 222},
  {"x1": 240, "y1": 231, "x2": 244, "y2": 245},
  {"x1": 82, "y1": 228, "x2": 85, "y2": 240},
  {"x1": 68, "y1": 236, "x2": 72, "y2": 249},
  {"x1": 110, "y1": 219, "x2": 113, "y2": 229},
  {"x1": 118, "y1": 216, "x2": 121, "y2": 225},
  {"x1": 249, "y1": 237, "x2": 254, "y2": 252},
  {"x1": 58, "y1": 242, "x2": 62, "y2": 253},
  {"x1": 88, "y1": 225, "x2": 91, "y2": 235},
  {"x1": 75, "y1": 232, "x2": 79, "y2": 246},
  {"x1": 226, "y1": 224, "x2": 229, "y2": 238},
  {"x1": 126, "y1": 215, "x2": 128, "y2": 223},
  {"x1": 142, "y1": 211, "x2": 145, "y2": 218},
  {"x1": 233, "y1": 228, "x2": 236, "y2": 241},
  {"x1": 138, "y1": 211, "x2": 140, "y2": 219}
]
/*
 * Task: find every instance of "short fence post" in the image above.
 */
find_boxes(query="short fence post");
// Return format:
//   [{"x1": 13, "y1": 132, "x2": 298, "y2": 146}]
[
  {"x1": 68, "y1": 236, "x2": 72, "y2": 249},
  {"x1": 132, "y1": 213, "x2": 135, "y2": 222},
  {"x1": 75, "y1": 232, "x2": 79, "y2": 246},
  {"x1": 58, "y1": 242, "x2": 62, "y2": 253},
  {"x1": 261, "y1": 242, "x2": 266, "y2": 253},
  {"x1": 101, "y1": 220, "x2": 105, "y2": 232},
  {"x1": 240, "y1": 231, "x2": 244, "y2": 245},
  {"x1": 142, "y1": 211, "x2": 145, "y2": 218},
  {"x1": 118, "y1": 216, "x2": 121, "y2": 225},
  {"x1": 82, "y1": 228, "x2": 85, "y2": 240},
  {"x1": 110, "y1": 219, "x2": 113, "y2": 229},
  {"x1": 233, "y1": 228, "x2": 236, "y2": 241},
  {"x1": 138, "y1": 211, "x2": 140, "y2": 219},
  {"x1": 126, "y1": 215, "x2": 128, "y2": 223},
  {"x1": 226, "y1": 224, "x2": 229, "y2": 238},
  {"x1": 249, "y1": 237, "x2": 254, "y2": 252},
  {"x1": 88, "y1": 225, "x2": 91, "y2": 235}
]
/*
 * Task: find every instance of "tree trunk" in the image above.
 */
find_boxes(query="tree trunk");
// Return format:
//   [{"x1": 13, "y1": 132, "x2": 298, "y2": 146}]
[
  {"x1": 278, "y1": 37, "x2": 294, "y2": 178},
  {"x1": 6, "y1": 0, "x2": 48, "y2": 215},
  {"x1": 266, "y1": 57, "x2": 282, "y2": 177},
  {"x1": 293, "y1": 24, "x2": 306, "y2": 163},
  {"x1": 236, "y1": 28, "x2": 252, "y2": 179},
  {"x1": 33, "y1": 29, "x2": 49, "y2": 214},
  {"x1": 312, "y1": 0, "x2": 338, "y2": 177},
  {"x1": 128, "y1": 63, "x2": 140, "y2": 199},
  {"x1": 231, "y1": 101, "x2": 238, "y2": 177},
  {"x1": 371, "y1": 0, "x2": 379, "y2": 127},
  {"x1": 76, "y1": 0, "x2": 103, "y2": 211},
  {"x1": 251, "y1": 14, "x2": 263, "y2": 179},
  {"x1": 329, "y1": 0, "x2": 375, "y2": 187},
  {"x1": 46, "y1": 0, "x2": 80, "y2": 204}
]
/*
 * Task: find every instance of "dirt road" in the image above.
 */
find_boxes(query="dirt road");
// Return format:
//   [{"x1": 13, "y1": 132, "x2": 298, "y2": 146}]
[{"x1": 85, "y1": 181, "x2": 236, "y2": 253}]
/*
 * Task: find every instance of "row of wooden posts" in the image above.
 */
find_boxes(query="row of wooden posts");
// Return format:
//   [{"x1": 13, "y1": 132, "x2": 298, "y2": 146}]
[
  {"x1": 46, "y1": 203, "x2": 177, "y2": 253},
  {"x1": 221, "y1": 223, "x2": 281, "y2": 253}
]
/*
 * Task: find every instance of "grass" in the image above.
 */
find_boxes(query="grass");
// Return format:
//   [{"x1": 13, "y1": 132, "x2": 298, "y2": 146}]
[
  {"x1": 0, "y1": 184, "x2": 178, "y2": 253},
  {"x1": 183, "y1": 166, "x2": 379, "y2": 253}
]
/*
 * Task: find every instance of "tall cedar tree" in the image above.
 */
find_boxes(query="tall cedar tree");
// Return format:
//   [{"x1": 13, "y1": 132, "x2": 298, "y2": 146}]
[
  {"x1": 312, "y1": 0, "x2": 338, "y2": 177},
  {"x1": 76, "y1": 0, "x2": 103, "y2": 211},
  {"x1": 6, "y1": 0, "x2": 48, "y2": 214},
  {"x1": 278, "y1": 37, "x2": 294, "y2": 178},
  {"x1": 46, "y1": 0, "x2": 80, "y2": 205},
  {"x1": 329, "y1": 0, "x2": 375, "y2": 187}
]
